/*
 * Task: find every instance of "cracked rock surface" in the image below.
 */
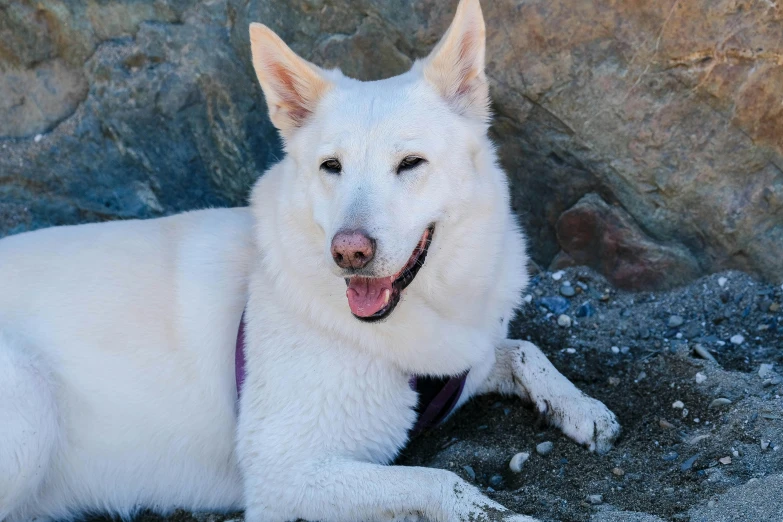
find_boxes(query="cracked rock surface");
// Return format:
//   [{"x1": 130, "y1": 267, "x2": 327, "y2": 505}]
[{"x1": 2, "y1": 0, "x2": 782, "y2": 288}]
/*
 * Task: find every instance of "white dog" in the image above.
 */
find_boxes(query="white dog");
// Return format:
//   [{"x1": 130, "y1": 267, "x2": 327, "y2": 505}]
[{"x1": 0, "y1": 1, "x2": 620, "y2": 520}]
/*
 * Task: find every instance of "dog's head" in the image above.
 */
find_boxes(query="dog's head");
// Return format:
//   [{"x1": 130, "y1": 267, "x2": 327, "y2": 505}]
[{"x1": 250, "y1": 0, "x2": 517, "y2": 327}]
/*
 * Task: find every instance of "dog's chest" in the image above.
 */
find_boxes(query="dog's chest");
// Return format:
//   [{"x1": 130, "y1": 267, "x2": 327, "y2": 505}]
[
  {"x1": 325, "y1": 359, "x2": 420, "y2": 463},
  {"x1": 243, "y1": 332, "x2": 420, "y2": 465}
]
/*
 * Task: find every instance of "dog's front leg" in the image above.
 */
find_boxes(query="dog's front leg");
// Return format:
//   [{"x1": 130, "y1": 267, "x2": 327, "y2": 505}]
[
  {"x1": 243, "y1": 459, "x2": 537, "y2": 522},
  {"x1": 477, "y1": 339, "x2": 621, "y2": 454}
]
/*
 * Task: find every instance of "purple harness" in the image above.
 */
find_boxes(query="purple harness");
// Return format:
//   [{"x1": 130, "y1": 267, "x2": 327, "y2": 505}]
[{"x1": 235, "y1": 313, "x2": 467, "y2": 437}]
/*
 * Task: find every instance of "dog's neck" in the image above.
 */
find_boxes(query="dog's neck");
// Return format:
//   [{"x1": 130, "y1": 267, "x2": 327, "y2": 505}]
[{"x1": 234, "y1": 310, "x2": 468, "y2": 436}]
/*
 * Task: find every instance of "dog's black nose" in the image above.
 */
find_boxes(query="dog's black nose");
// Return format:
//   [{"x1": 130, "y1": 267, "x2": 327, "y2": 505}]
[{"x1": 331, "y1": 230, "x2": 375, "y2": 270}]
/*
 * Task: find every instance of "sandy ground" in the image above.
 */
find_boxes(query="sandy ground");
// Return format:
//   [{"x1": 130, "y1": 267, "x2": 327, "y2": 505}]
[{"x1": 106, "y1": 267, "x2": 783, "y2": 522}]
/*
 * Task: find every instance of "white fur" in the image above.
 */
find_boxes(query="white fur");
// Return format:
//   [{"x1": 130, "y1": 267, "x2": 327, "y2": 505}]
[{"x1": 0, "y1": 1, "x2": 619, "y2": 521}]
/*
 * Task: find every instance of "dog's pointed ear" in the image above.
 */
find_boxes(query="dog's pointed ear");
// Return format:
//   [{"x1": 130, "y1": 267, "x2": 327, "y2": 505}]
[
  {"x1": 422, "y1": 0, "x2": 489, "y2": 122},
  {"x1": 249, "y1": 23, "x2": 333, "y2": 137}
]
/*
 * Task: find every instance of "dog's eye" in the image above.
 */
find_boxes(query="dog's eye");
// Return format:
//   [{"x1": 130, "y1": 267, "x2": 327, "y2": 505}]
[
  {"x1": 320, "y1": 158, "x2": 342, "y2": 174},
  {"x1": 397, "y1": 156, "x2": 425, "y2": 174}
]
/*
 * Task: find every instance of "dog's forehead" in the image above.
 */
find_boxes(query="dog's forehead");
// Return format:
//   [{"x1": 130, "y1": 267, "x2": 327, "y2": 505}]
[{"x1": 315, "y1": 76, "x2": 446, "y2": 150}]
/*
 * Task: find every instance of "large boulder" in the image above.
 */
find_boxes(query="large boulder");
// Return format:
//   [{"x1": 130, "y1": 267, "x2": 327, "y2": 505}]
[
  {"x1": 2, "y1": 0, "x2": 781, "y2": 289},
  {"x1": 0, "y1": 0, "x2": 280, "y2": 234}
]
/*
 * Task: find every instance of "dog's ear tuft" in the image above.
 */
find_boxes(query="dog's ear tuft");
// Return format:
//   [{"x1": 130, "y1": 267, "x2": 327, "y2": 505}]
[
  {"x1": 422, "y1": 0, "x2": 489, "y2": 122},
  {"x1": 249, "y1": 23, "x2": 333, "y2": 137}
]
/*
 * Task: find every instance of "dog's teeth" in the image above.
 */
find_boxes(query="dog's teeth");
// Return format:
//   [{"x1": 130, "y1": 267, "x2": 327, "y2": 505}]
[{"x1": 382, "y1": 289, "x2": 391, "y2": 305}]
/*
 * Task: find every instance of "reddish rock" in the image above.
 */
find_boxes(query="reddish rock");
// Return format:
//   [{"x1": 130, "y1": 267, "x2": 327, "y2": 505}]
[{"x1": 555, "y1": 194, "x2": 700, "y2": 290}]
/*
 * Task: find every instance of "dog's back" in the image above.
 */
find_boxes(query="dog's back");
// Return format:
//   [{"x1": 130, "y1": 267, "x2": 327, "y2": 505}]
[{"x1": 0, "y1": 209, "x2": 252, "y2": 521}]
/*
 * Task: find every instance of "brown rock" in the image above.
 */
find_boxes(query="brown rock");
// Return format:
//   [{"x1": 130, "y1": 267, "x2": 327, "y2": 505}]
[{"x1": 555, "y1": 193, "x2": 700, "y2": 289}]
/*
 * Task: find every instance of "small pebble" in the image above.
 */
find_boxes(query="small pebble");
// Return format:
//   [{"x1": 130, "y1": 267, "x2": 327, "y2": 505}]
[
  {"x1": 557, "y1": 314, "x2": 572, "y2": 328},
  {"x1": 620, "y1": 346, "x2": 630, "y2": 354},
  {"x1": 611, "y1": 346, "x2": 620, "y2": 354},
  {"x1": 730, "y1": 334, "x2": 745, "y2": 345},
  {"x1": 536, "y1": 441, "x2": 554, "y2": 456},
  {"x1": 688, "y1": 434, "x2": 710, "y2": 445},
  {"x1": 759, "y1": 363, "x2": 774, "y2": 379},
  {"x1": 682, "y1": 322, "x2": 701, "y2": 339},
  {"x1": 761, "y1": 440, "x2": 771, "y2": 450},
  {"x1": 34, "y1": 134, "x2": 43, "y2": 143},
  {"x1": 463, "y1": 465, "x2": 476, "y2": 480},
  {"x1": 718, "y1": 277, "x2": 728, "y2": 287},
  {"x1": 566, "y1": 348, "x2": 576, "y2": 354},
  {"x1": 608, "y1": 377, "x2": 621, "y2": 386},
  {"x1": 586, "y1": 494, "x2": 603, "y2": 505},
  {"x1": 551, "y1": 270, "x2": 564, "y2": 281},
  {"x1": 509, "y1": 452, "x2": 529, "y2": 473},
  {"x1": 659, "y1": 418, "x2": 675, "y2": 429},
  {"x1": 612, "y1": 467, "x2": 625, "y2": 476},
  {"x1": 770, "y1": 302, "x2": 780, "y2": 312},
  {"x1": 576, "y1": 301, "x2": 595, "y2": 318},
  {"x1": 539, "y1": 296, "x2": 570, "y2": 315},
  {"x1": 709, "y1": 398, "x2": 732, "y2": 409},
  {"x1": 695, "y1": 372, "x2": 707, "y2": 384},
  {"x1": 523, "y1": 294, "x2": 533, "y2": 304},
  {"x1": 668, "y1": 315, "x2": 685, "y2": 328},
  {"x1": 681, "y1": 454, "x2": 700, "y2": 471},
  {"x1": 693, "y1": 344, "x2": 719, "y2": 365},
  {"x1": 560, "y1": 284, "x2": 576, "y2": 297},
  {"x1": 672, "y1": 400, "x2": 685, "y2": 409},
  {"x1": 662, "y1": 451, "x2": 679, "y2": 461},
  {"x1": 489, "y1": 475, "x2": 503, "y2": 487},
  {"x1": 719, "y1": 456, "x2": 732, "y2": 465}
]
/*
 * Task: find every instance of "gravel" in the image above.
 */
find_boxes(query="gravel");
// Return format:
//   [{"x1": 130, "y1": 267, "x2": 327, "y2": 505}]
[{"x1": 398, "y1": 268, "x2": 783, "y2": 522}]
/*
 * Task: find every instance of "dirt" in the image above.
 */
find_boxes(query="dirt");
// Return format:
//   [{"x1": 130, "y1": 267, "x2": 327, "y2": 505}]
[
  {"x1": 114, "y1": 267, "x2": 783, "y2": 522},
  {"x1": 399, "y1": 267, "x2": 783, "y2": 521}
]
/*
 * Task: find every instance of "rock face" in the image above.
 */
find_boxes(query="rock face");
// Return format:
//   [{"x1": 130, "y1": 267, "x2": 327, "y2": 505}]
[
  {"x1": 553, "y1": 193, "x2": 701, "y2": 290},
  {"x1": 1, "y1": 0, "x2": 782, "y2": 289}
]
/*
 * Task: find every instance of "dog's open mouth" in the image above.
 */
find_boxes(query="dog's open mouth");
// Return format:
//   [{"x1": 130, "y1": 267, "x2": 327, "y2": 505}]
[{"x1": 345, "y1": 226, "x2": 434, "y2": 322}]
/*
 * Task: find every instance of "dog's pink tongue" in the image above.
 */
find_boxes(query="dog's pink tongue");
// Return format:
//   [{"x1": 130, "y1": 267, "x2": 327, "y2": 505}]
[{"x1": 346, "y1": 277, "x2": 392, "y2": 317}]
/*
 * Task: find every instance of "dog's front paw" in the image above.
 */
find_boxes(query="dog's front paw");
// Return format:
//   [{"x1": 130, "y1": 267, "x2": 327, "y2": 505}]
[{"x1": 537, "y1": 393, "x2": 620, "y2": 454}]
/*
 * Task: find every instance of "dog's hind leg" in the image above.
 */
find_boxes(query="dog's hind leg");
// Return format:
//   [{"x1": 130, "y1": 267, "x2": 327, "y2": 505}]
[
  {"x1": 475, "y1": 339, "x2": 621, "y2": 454},
  {"x1": 0, "y1": 333, "x2": 59, "y2": 522}
]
